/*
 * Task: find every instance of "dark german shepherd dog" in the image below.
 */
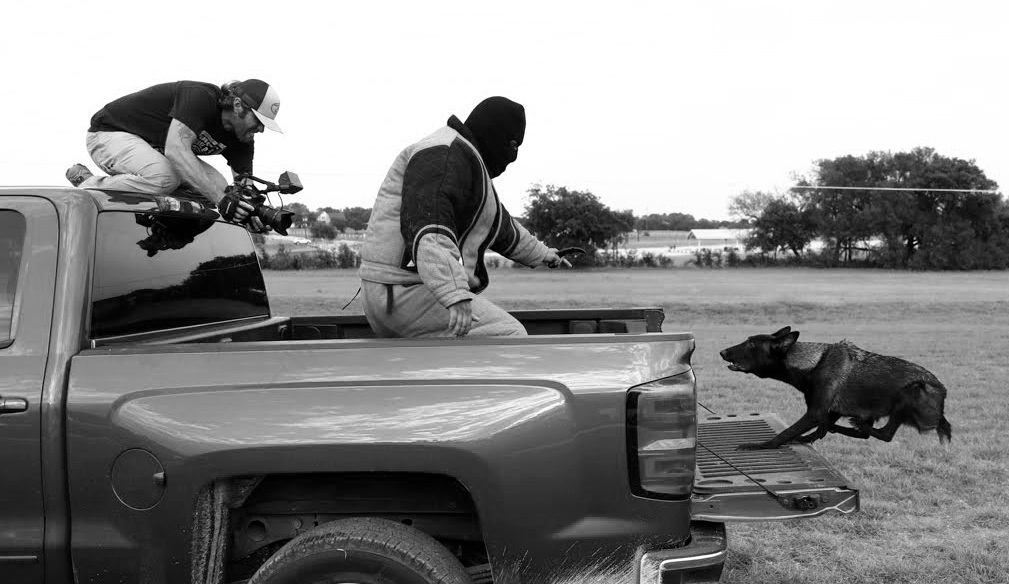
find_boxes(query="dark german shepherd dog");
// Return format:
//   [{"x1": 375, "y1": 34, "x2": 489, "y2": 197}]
[{"x1": 720, "y1": 327, "x2": 952, "y2": 450}]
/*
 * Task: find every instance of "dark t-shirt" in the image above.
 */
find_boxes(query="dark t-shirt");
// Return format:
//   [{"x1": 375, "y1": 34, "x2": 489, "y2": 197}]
[{"x1": 88, "y1": 81, "x2": 254, "y2": 174}]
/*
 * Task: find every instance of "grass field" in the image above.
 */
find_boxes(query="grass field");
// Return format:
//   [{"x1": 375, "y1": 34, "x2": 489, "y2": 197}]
[{"x1": 264, "y1": 267, "x2": 1009, "y2": 584}]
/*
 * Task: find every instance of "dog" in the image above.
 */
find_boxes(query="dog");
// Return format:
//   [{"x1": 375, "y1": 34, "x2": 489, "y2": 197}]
[{"x1": 719, "y1": 326, "x2": 952, "y2": 450}]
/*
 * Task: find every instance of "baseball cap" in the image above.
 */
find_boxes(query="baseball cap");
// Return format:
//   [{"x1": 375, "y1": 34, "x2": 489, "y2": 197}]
[{"x1": 234, "y1": 79, "x2": 282, "y2": 133}]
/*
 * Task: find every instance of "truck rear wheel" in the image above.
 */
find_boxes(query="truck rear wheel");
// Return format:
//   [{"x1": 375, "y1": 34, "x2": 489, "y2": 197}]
[{"x1": 246, "y1": 517, "x2": 473, "y2": 584}]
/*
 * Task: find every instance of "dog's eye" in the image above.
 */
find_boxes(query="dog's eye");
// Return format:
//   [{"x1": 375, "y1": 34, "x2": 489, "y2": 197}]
[{"x1": 747, "y1": 341, "x2": 755, "y2": 348}]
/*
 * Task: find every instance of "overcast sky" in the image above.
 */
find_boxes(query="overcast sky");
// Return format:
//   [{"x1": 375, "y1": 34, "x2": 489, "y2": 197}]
[{"x1": 2, "y1": 0, "x2": 1006, "y2": 220}]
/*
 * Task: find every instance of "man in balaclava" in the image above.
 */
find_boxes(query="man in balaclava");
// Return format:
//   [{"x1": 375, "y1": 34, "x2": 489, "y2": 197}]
[
  {"x1": 359, "y1": 97, "x2": 569, "y2": 338},
  {"x1": 464, "y1": 96, "x2": 525, "y2": 178}
]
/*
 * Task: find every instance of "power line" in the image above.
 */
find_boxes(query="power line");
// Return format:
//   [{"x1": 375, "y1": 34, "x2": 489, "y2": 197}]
[{"x1": 790, "y1": 185, "x2": 999, "y2": 194}]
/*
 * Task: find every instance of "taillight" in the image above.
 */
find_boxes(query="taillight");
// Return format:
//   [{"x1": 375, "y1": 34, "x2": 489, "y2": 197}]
[{"x1": 627, "y1": 370, "x2": 696, "y2": 498}]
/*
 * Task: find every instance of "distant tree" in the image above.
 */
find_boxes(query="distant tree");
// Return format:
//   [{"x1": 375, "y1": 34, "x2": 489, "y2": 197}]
[
  {"x1": 613, "y1": 209, "x2": 635, "y2": 248},
  {"x1": 799, "y1": 147, "x2": 1003, "y2": 267},
  {"x1": 635, "y1": 212, "x2": 694, "y2": 231},
  {"x1": 329, "y1": 212, "x2": 348, "y2": 232},
  {"x1": 881, "y1": 148, "x2": 1002, "y2": 268},
  {"x1": 634, "y1": 212, "x2": 743, "y2": 231},
  {"x1": 335, "y1": 243, "x2": 359, "y2": 268},
  {"x1": 728, "y1": 190, "x2": 776, "y2": 224},
  {"x1": 800, "y1": 153, "x2": 890, "y2": 262},
  {"x1": 748, "y1": 198, "x2": 817, "y2": 257},
  {"x1": 696, "y1": 217, "x2": 737, "y2": 229},
  {"x1": 667, "y1": 213, "x2": 695, "y2": 230},
  {"x1": 342, "y1": 207, "x2": 372, "y2": 231},
  {"x1": 636, "y1": 213, "x2": 668, "y2": 231},
  {"x1": 284, "y1": 202, "x2": 312, "y2": 226},
  {"x1": 523, "y1": 184, "x2": 634, "y2": 265},
  {"x1": 310, "y1": 223, "x2": 337, "y2": 240}
]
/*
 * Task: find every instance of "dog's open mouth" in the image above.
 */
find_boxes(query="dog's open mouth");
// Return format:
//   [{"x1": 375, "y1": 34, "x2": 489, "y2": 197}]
[{"x1": 726, "y1": 362, "x2": 743, "y2": 371}]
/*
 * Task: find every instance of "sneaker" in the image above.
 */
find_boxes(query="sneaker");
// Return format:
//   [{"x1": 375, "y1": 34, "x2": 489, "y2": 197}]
[{"x1": 65, "y1": 163, "x2": 93, "y2": 187}]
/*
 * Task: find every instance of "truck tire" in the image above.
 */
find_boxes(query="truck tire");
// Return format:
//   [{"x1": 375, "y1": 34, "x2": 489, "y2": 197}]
[{"x1": 246, "y1": 517, "x2": 473, "y2": 584}]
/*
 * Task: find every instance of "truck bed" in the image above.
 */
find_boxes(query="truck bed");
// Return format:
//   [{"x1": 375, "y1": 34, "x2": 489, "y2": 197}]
[{"x1": 90, "y1": 307, "x2": 668, "y2": 346}]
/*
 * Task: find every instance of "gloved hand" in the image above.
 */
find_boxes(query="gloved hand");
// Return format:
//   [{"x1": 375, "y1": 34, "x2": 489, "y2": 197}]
[{"x1": 218, "y1": 185, "x2": 254, "y2": 223}]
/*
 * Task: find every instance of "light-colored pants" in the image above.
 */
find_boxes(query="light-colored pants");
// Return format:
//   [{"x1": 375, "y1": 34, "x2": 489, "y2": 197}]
[
  {"x1": 362, "y1": 280, "x2": 527, "y2": 338},
  {"x1": 80, "y1": 131, "x2": 226, "y2": 195}
]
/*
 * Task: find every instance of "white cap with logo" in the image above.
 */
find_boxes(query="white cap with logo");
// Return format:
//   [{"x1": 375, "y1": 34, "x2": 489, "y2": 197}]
[{"x1": 234, "y1": 79, "x2": 282, "y2": 133}]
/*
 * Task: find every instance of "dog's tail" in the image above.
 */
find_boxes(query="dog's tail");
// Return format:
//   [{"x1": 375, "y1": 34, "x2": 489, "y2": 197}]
[{"x1": 937, "y1": 416, "x2": 952, "y2": 444}]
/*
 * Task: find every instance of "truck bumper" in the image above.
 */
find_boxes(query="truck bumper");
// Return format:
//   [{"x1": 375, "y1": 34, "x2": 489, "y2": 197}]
[{"x1": 639, "y1": 521, "x2": 727, "y2": 584}]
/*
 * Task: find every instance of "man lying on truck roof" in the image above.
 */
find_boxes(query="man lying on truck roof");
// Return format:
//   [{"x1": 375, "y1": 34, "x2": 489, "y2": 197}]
[
  {"x1": 65, "y1": 79, "x2": 284, "y2": 229},
  {"x1": 359, "y1": 97, "x2": 569, "y2": 338}
]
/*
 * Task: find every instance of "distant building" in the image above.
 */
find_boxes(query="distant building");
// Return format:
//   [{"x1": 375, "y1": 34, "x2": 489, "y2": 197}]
[
  {"x1": 315, "y1": 211, "x2": 331, "y2": 224},
  {"x1": 686, "y1": 229, "x2": 752, "y2": 251}
]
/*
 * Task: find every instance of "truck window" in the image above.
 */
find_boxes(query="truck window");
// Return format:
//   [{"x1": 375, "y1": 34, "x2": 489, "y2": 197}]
[
  {"x1": 91, "y1": 212, "x2": 270, "y2": 339},
  {"x1": 0, "y1": 210, "x2": 26, "y2": 345}
]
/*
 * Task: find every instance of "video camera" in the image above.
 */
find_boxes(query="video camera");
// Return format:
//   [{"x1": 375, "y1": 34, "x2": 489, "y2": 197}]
[{"x1": 224, "y1": 171, "x2": 303, "y2": 235}]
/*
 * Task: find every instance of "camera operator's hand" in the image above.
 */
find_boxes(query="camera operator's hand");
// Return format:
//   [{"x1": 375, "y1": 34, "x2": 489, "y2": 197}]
[
  {"x1": 218, "y1": 186, "x2": 254, "y2": 223},
  {"x1": 246, "y1": 216, "x2": 272, "y2": 234}
]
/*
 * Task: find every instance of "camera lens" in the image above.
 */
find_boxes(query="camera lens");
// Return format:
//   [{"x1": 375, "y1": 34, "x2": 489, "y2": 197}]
[{"x1": 256, "y1": 206, "x2": 296, "y2": 236}]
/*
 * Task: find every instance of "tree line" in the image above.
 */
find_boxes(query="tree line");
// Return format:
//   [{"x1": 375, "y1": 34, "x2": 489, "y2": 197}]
[
  {"x1": 282, "y1": 187, "x2": 735, "y2": 248},
  {"x1": 635, "y1": 213, "x2": 745, "y2": 231},
  {"x1": 276, "y1": 147, "x2": 1008, "y2": 271},
  {"x1": 734, "y1": 147, "x2": 1009, "y2": 269}
]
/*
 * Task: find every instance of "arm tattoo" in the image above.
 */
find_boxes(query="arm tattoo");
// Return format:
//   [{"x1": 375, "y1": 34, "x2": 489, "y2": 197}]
[
  {"x1": 170, "y1": 119, "x2": 197, "y2": 147},
  {"x1": 165, "y1": 119, "x2": 223, "y2": 202}
]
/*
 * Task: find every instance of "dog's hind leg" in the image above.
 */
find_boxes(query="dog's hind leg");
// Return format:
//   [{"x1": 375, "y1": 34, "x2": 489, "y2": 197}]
[
  {"x1": 829, "y1": 425, "x2": 873, "y2": 439},
  {"x1": 868, "y1": 415, "x2": 903, "y2": 442},
  {"x1": 937, "y1": 416, "x2": 952, "y2": 443},
  {"x1": 821, "y1": 416, "x2": 875, "y2": 439}
]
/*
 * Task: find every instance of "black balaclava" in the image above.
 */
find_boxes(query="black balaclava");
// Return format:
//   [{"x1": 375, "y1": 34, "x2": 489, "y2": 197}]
[{"x1": 463, "y1": 97, "x2": 525, "y2": 179}]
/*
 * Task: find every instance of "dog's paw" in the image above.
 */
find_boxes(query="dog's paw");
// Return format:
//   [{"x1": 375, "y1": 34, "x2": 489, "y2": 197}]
[
  {"x1": 794, "y1": 435, "x2": 818, "y2": 444},
  {"x1": 736, "y1": 442, "x2": 770, "y2": 451}
]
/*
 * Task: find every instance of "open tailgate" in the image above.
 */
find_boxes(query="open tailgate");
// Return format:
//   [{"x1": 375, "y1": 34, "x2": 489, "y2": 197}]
[{"x1": 691, "y1": 413, "x2": 860, "y2": 522}]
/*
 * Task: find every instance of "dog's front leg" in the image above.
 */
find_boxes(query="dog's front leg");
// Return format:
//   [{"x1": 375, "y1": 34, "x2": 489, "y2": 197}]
[
  {"x1": 795, "y1": 413, "x2": 842, "y2": 444},
  {"x1": 738, "y1": 412, "x2": 820, "y2": 450}
]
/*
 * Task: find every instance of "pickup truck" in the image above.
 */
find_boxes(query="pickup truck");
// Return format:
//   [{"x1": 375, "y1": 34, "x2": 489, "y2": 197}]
[{"x1": 0, "y1": 187, "x2": 859, "y2": 584}]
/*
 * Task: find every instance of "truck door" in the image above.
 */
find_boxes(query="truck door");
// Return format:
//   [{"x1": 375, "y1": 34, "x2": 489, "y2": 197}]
[{"x1": 0, "y1": 199, "x2": 57, "y2": 584}]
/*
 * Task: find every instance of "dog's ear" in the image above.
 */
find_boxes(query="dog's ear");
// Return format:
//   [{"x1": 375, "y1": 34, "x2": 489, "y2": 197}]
[
  {"x1": 771, "y1": 326, "x2": 792, "y2": 338},
  {"x1": 776, "y1": 330, "x2": 800, "y2": 351}
]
